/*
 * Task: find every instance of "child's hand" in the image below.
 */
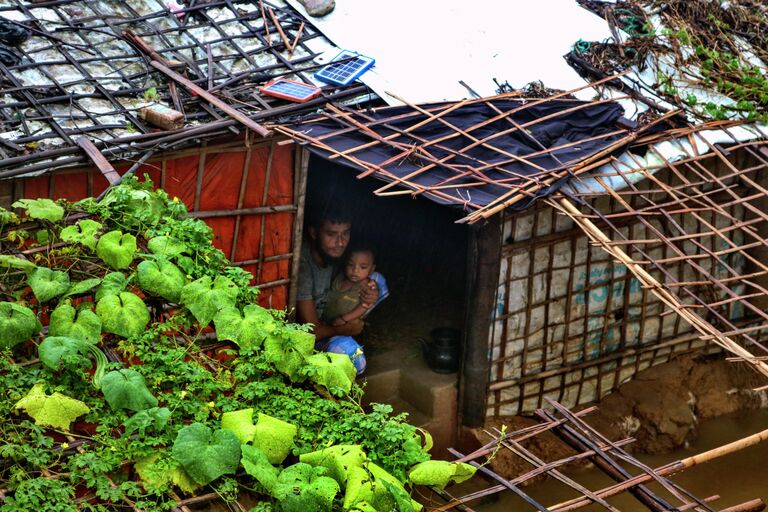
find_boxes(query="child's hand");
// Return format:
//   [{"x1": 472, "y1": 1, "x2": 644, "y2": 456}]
[
  {"x1": 360, "y1": 278, "x2": 378, "y2": 306},
  {"x1": 332, "y1": 317, "x2": 347, "y2": 327}
]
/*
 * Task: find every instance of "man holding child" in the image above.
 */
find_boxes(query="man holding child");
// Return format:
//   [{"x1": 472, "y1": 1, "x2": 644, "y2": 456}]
[{"x1": 296, "y1": 207, "x2": 387, "y2": 375}]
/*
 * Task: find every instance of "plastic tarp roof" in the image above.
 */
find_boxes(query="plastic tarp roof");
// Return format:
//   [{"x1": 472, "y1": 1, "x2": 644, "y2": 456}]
[{"x1": 287, "y1": 97, "x2": 629, "y2": 216}]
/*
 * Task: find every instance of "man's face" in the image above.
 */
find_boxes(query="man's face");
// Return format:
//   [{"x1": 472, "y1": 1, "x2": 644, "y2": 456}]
[{"x1": 313, "y1": 220, "x2": 351, "y2": 259}]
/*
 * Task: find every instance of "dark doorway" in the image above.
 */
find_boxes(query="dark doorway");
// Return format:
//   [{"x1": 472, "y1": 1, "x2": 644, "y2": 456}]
[{"x1": 302, "y1": 154, "x2": 469, "y2": 363}]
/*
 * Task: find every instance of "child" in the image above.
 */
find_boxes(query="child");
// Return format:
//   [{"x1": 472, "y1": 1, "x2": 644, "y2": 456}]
[{"x1": 322, "y1": 245, "x2": 389, "y2": 327}]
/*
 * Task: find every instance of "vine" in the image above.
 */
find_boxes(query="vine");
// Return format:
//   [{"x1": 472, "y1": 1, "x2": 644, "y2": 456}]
[{"x1": 0, "y1": 177, "x2": 479, "y2": 511}]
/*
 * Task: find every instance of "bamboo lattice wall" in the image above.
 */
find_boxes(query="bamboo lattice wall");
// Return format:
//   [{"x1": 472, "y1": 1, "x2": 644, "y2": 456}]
[{"x1": 486, "y1": 150, "x2": 757, "y2": 416}]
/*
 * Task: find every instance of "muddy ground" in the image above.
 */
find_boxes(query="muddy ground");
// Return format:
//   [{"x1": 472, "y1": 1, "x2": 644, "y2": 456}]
[{"x1": 472, "y1": 353, "x2": 768, "y2": 481}]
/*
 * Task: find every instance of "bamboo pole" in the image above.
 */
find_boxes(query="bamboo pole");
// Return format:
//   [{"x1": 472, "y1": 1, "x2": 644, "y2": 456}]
[{"x1": 549, "y1": 428, "x2": 768, "y2": 512}]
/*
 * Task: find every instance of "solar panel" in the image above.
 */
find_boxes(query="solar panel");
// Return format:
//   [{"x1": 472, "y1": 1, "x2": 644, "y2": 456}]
[
  {"x1": 260, "y1": 79, "x2": 323, "y2": 102},
  {"x1": 314, "y1": 50, "x2": 375, "y2": 86}
]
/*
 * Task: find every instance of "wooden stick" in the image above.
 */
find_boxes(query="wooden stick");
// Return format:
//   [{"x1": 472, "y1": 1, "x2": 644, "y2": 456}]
[
  {"x1": 76, "y1": 137, "x2": 120, "y2": 185},
  {"x1": 258, "y1": 0, "x2": 271, "y2": 43},
  {"x1": 149, "y1": 61, "x2": 272, "y2": 137},
  {"x1": 289, "y1": 21, "x2": 305, "y2": 55},
  {"x1": 267, "y1": 7, "x2": 292, "y2": 51}
]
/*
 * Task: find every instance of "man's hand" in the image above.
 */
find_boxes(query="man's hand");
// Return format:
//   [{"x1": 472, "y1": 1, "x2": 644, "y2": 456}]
[
  {"x1": 335, "y1": 318, "x2": 364, "y2": 336},
  {"x1": 332, "y1": 317, "x2": 347, "y2": 327},
  {"x1": 360, "y1": 278, "x2": 378, "y2": 308}
]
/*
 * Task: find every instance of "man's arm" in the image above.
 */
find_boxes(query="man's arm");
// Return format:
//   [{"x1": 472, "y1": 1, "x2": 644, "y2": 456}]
[{"x1": 296, "y1": 299, "x2": 363, "y2": 339}]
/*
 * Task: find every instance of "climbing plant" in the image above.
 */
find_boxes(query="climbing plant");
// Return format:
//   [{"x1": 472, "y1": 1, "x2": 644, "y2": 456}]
[{"x1": 0, "y1": 176, "x2": 476, "y2": 511}]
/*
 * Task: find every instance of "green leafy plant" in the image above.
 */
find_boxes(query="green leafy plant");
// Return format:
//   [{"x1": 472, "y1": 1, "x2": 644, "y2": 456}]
[
  {"x1": 96, "y1": 230, "x2": 137, "y2": 269},
  {"x1": 172, "y1": 423, "x2": 241, "y2": 486},
  {"x1": 49, "y1": 301, "x2": 102, "y2": 344},
  {"x1": 147, "y1": 235, "x2": 188, "y2": 258},
  {"x1": 27, "y1": 266, "x2": 70, "y2": 303},
  {"x1": 101, "y1": 369, "x2": 158, "y2": 411},
  {"x1": 38, "y1": 336, "x2": 109, "y2": 388},
  {"x1": 59, "y1": 219, "x2": 102, "y2": 250},
  {"x1": 214, "y1": 305, "x2": 277, "y2": 351},
  {"x1": 253, "y1": 413, "x2": 298, "y2": 465},
  {"x1": 407, "y1": 460, "x2": 476, "y2": 489},
  {"x1": 14, "y1": 383, "x2": 90, "y2": 431},
  {"x1": 137, "y1": 257, "x2": 186, "y2": 302},
  {"x1": 123, "y1": 406, "x2": 171, "y2": 436},
  {"x1": 181, "y1": 275, "x2": 238, "y2": 325},
  {"x1": 96, "y1": 292, "x2": 149, "y2": 339},
  {"x1": 12, "y1": 198, "x2": 64, "y2": 222},
  {"x1": 273, "y1": 463, "x2": 339, "y2": 512},
  {"x1": 0, "y1": 302, "x2": 41, "y2": 349},
  {"x1": 96, "y1": 271, "x2": 131, "y2": 301}
]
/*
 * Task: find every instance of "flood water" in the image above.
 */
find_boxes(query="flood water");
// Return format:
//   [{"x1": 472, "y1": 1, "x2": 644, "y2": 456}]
[{"x1": 473, "y1": 409, "x2": 768, "y2": 511}]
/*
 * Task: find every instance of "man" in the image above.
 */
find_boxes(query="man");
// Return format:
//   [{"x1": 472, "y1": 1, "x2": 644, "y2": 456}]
[{"x1": 296, "y1": 208, "x2": 378, "y2": 341}]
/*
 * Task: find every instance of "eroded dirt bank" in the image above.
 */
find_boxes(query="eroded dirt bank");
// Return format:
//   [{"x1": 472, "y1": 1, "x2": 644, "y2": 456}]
[{"x1": 470, "y1": 353, "x2": 768, "y2": 481}]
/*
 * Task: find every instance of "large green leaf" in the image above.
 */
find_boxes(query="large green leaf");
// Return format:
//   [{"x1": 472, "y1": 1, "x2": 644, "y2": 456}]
[
  {"x1": 101, "y1": 369, "x2": 158, "y2": 411},
  {"x1": 147, "y1": 236, "x2": 188, "y2": 259},
  {"x1": 137, "y1": 258, "x2": 186, "y2": 303},
  {"x1": 59, "y1": 219, "x2": 102, "y2": 250},
  {"x1": 407, "y1": 461, "x2": 476, "y2": 489},
  {"x1": 96, "y1": 230, "x2": 137, "y2": 269},
  {"x1": 221, "y1": 408, "x2": 257, "y2": 444},
  {"x1": 100, "y1": 187, "x2": 165, "y2": 227},
  {"x1": 37, "y1": 336, "x2": 108, "y2": 388},
  {"x1": 172, "y1": 423, "x2": 241, "y2": 486},
  {"x1": 264, "y1": 326, "x2": 314, "y2": 382},
  {"x1": 64, "y1": 278, "x2": 102, "y2": 298},
  {"x1": 134, "y1": 451, "x2": 201, "y2": 494},
  {"x1": 0, "y1": 254, "x2": 36, "y2": 271},
  {"x1": 14, "y1": 383, "x2": 89, "y2": 431},
  {"x1": 38, "y1": 336, "x2": 89, "y2": 371},
  {"x1": 241, "y1": 445, "x2": 279, "y2": 495},
  {"x1": 49, "y1": 302, "x2": 101, "y2": 344},
  {"x1": 180, "y1": 275, "x2": 238, "y2": 325},
  {"x1": 95, "y1": 272, "x2": 130, "y2": 301},
  {"x1": 12, "y1": 198, "x2": 64, "y2": 222},
  {"x1": 27, "y1": 267, "x2": 70, "y2": 303},
  {"x1": 124, "y1": 407, "x2": 171, "y2": 436},
  {"x1": 96, "y1": 292, "x2": 149, "y2": 339},
  {"x1": 300, "y1": 445, "x2": 367, "y2": 487},
  {"x1": 213, "y1": 305, "x2": 277, "y2": 351},
  {"x1": 252, "y1": 413, "x2": 297, "y2": 465},
  {"x1": 0, "y1": 302, "x2": 41, "y2": 350},
  {"x1": 304, "y1": 352, "x2": 357, "y2": 397},
  {"x1": 274, "y1": 463, "x2": 340, "y2": 512}
]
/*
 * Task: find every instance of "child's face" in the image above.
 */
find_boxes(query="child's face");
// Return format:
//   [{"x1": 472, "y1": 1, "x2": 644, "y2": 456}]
[{"x1": 345, "y1": 251, "x2": 375, "y2": 283}]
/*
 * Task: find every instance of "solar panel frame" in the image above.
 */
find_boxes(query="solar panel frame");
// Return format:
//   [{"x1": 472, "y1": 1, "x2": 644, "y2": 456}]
[
  {"x1": 314, "y1": 50, "x2": 375, "y2": 86},
  {"x1": 260, "y1": 79, "x2": 323, "y2": 102}
]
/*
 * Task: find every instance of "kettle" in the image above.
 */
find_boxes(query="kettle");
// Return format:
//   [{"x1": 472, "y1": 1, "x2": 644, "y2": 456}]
[{"x1": 419, "y1": 327, "x2": 461, "y2": 374}]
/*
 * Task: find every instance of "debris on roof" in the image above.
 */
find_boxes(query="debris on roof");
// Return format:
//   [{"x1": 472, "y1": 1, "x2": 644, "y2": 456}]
[
  {"x1": 571, "y1": 0, "x2": 768, "y2": 123},
  {"x1": 0, "y1": 0, "x2": 368, "y2": 177}
]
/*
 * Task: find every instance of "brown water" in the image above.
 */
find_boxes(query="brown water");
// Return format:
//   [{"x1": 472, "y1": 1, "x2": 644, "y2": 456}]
[{"x1": 473, "y1": 409, "x2": 768, "y2": 511}]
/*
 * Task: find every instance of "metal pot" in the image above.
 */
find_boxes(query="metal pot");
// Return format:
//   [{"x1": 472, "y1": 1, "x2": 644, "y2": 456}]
[{"x1": 419, "y1": 327, "x2": 461, "y2": 374}]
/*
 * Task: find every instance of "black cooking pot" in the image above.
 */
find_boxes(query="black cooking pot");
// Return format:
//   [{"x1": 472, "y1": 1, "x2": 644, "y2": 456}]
[{"x1": 419, "y1": 327, "x2": 461, "y2": 374}]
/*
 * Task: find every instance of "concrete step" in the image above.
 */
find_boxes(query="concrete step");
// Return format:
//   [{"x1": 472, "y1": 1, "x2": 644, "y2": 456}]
[{"x1": 387, "y1": 396, "x2": 430, "y2": 428}]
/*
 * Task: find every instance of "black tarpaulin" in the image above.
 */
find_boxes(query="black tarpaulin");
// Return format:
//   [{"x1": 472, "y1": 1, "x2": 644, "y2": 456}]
[{"x1": 282, "y1": 97, "x2": 632, "y2": 220}]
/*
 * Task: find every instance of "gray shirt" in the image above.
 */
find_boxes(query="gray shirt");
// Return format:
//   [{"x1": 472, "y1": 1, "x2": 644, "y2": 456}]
[{"x1": 296, "y1": 241, "x2": 335, "y2": 318}]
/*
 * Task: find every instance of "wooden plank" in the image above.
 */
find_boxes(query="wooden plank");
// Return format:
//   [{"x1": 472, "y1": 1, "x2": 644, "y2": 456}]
[
  {"x1": 76, "y1": 137, "x2": 121, "y2": 185},
  {"x1": 149, "y1": 61, "x2": 272, "y2": 138}
]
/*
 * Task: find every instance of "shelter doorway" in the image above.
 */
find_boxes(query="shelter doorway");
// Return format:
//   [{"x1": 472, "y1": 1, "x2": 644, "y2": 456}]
[{"x1": 300, "y1": 154, "x2": 469, "y2": 449}]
